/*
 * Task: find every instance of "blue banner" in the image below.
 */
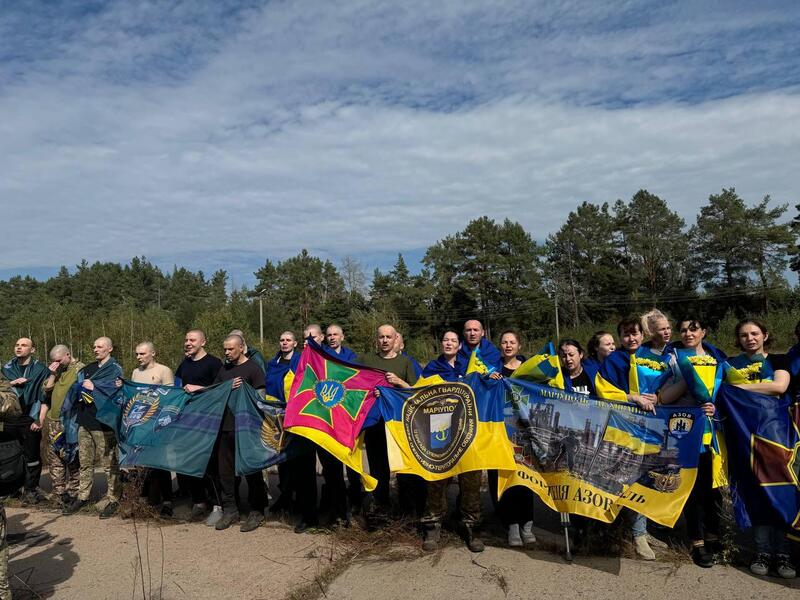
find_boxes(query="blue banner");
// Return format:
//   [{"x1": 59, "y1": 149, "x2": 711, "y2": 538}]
[{"x1": 717, "y1": 383, "x2": 800, "y2": 532}]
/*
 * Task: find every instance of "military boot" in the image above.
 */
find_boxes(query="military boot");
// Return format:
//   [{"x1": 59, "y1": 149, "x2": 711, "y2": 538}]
[
  {"x1": 422, "y1": 523, "x2": 441, "y2": 552},
  {"x1": 464, "y1": 525, "x2": 484, "y2": 553}
]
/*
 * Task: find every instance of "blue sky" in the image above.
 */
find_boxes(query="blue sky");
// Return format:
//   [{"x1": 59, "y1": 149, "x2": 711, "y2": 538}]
[{"x1": 1, "y1": 1, "x2": 799, "y2": 287}]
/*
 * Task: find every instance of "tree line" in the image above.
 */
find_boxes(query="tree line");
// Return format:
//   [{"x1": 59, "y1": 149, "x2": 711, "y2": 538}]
[{"x1": 2, "y1": 187, "x2": 799, "y2": 373}]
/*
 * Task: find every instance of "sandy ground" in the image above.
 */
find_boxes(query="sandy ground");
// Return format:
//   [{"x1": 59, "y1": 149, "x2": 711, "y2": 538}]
[
  {"x1": 6, "y1": 506, "x2": 799, "y2": 600},
  {"x1": 6, "y1": 507, "x2": 340, "y2": 600}
]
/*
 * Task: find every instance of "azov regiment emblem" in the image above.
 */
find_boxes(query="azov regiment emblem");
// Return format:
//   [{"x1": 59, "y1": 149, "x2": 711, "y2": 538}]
[{"x1": 668, "y1": 411, "x2": 695, "y2": 438}]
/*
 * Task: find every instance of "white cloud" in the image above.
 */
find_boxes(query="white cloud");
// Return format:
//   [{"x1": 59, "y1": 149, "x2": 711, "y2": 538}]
[{"x1": 0, "y1": 0, "x2": 798, "y2": 281}]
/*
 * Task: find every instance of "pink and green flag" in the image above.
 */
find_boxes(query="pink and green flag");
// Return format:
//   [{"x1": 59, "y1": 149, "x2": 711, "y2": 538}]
[{"x1": 284, "y1": 342, "x2": 386, "y2": 490}]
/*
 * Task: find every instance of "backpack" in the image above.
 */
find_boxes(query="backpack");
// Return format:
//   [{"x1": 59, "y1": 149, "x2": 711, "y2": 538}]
[{"x1": 0, "y1": 439, "x2": 24, "y2": 497}]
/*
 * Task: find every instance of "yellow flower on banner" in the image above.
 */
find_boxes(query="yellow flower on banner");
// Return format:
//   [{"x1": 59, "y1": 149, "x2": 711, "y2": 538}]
[
  {"x1": 687, "y1": 355, "x2": 717, "y2": 367},
  {"x1": 725, "y1": 362, "x2": 763, "y2": 384},
  {"x1": 633, "y1": 357, "x2": 667, "y2": 372}
]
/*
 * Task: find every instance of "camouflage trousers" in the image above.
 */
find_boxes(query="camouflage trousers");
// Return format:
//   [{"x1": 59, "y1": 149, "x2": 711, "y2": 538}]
[
  {"x1": 422, "y1": 471, "x2": 482, "y2": 526},
  {"x1": 0, "y1": 503, "x2": 10, "y2": 600},
  {"x1": 46, "y1": 420, "x2": 80, "y2": 497},
  {"x1": 78, "y1": 427, "x2": 121, "y2": 503}
]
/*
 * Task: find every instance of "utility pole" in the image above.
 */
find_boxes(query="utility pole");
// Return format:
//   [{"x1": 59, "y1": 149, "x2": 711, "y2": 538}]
[
  {"x1": 259, "y1": 294, "x2": 264, "y2": 348},
  {"x1": 554, "y1": 290, "x2": 560, "y2": 340}
]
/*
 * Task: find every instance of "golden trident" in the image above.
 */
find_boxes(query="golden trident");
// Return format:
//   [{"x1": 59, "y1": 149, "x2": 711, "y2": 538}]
[{"x1": 318, "y1": 381, "x2": 341, "y2": 405}]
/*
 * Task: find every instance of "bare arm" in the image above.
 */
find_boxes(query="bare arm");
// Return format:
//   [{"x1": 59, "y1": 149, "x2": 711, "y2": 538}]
[{"x1": 658, "y1": 380, "x2": 687, "y2": 405}]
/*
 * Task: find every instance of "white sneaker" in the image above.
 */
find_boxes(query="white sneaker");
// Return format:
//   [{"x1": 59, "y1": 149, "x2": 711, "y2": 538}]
[
  {"x1": 205, "y1": 505, "x2": 223, "y2": 527},
  {"x1": 508, "y1": 524, "x2": 523, "y2": 547},
  {"x1": 521, "y1": 521, "x2": 536, "y2": 544},
  {"x1": 634, "y1": 535, "x2": 656, "y2": 560}
]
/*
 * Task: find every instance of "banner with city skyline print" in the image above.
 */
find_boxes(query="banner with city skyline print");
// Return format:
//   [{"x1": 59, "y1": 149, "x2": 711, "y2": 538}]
[{"x1": 497, "y1": 379, "x2": 706, "y2": 526}]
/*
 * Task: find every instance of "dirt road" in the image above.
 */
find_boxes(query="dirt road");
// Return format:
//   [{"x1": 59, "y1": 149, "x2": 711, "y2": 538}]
[{"x1": 6, "y1": 507, "x2": 798, "y2": 600}]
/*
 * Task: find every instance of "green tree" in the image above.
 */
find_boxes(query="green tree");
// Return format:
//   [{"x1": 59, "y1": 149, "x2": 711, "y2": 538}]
[
  {"x1": 423, "y1": 217, "x2": 546, "y2": 337},
  {"x1": 254, "y1": 249, "x2": 347, "y2": 326},
  {"x1": 614, "y1": 190, "x2": 692, "y2": 304},
  {"x1": 545, "y1": 202, "x2": 628, "y2": 326},
  {"x1": 691, "y1": 188, "x2": 790, "y2": 313},
  {"x1": 370, "y1": 254, "x2": 435, "y2": 339}
]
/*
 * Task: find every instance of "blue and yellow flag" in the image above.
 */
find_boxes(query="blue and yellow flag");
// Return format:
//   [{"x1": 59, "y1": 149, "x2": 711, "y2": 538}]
[
  {"x1": 602, "y1": 412, "x2": 662, "y2": 455},
  {"x1": 498, "y1": 378, "x2": 705, "y2": 526},
  {"x1": 466, "y1": 346, "x2": 498, "y2": 375},
  {"x1": 377, "y1": 374, "x2": 516, "y2": 481},
  {"x1": 725, "y1": 353, "x2": 775, "y2": 385},
  {"x1": 511, "y1": 342, "x2": 564, "y2": 389},
  {"x1": 595, "y1": 347, "x2": 671, "y2": 401},
  {"x1": 717, "y1": 384, "x2": 800, "y2": 533}
]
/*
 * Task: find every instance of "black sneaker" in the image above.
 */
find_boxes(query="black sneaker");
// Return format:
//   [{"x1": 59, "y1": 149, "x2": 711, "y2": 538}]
[
  {"x1": 293, "y1": 520, "x2": 318, "y2": 534},
  {"x1": 159, "y1": 503, "x2": 174, "y2": 518},
  {"x1": 59, "y1": 492, "x2": 73, "y2": 507},
  {"x1": 775, "y1": 554, "x2": 796, "y2": 579},
  {"x1": 189, "y1": 503, "x2": 208, "y2": 522},
  {"x1": 62, "y1": 498, "x2": 87, "y2": 515},
  {"x1": 240, "y1": 511, "x2": 265, "y2": 533},
  {"x1": 750, "y1": 553, "x2": 771, "y2": 576},
  {"x1": 691, "y1": 545, "x2": 714, "y2": 568},
  {"x1": 99, "y1": 502, "x2": 119, "y2": 519},
  {"x1": 215, "y1": 511, "x2": 239, "y2": 531}
]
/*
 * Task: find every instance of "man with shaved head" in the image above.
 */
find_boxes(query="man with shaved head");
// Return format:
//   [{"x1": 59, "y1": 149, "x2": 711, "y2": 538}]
[
  {"x1": 357, "y1": 325, "x2": 418, "y2": 517},
  {"x1": 454, "y1": 319, "x2": 502, "y2": 376},
  {"x1": 319, "y1": 324, "x2": 359, "y2": 524},
  {"x1": 173, "y1": 328, "x2": 223, "y2": 521},
  {"x1": 131, "y1": 341, "x2": 174, "y2": 386},
  {"x1": 291, "y1": 324, "x2": 330, "y2": 533},
  {"x1": 303, "y1": 324, "x2": 325, "y2": 347},
  {"x1": 43, "y1": 344, "x2": 84, "y2": 506},
  {"x1": 211, "y1": 334, "x2": 268, "y2": 533},
  {"x1": 2, "y1": 337, "x2": 50, "y2": 503},
  {"x1": 324, "y1": 324, "x2": 357, "y2": 362},
  {"x1": 265, "y1": 331, "x2": 309, "y2": 523},
  {"x1": 228, "y1": 329, "x2": 266, "y2": 373},
  {"x1": 64, "y1": 336, "x2": 124, "y2": 517},
  {"x1": 130, "y1": 342, "x2": 176, "y2": 516}
]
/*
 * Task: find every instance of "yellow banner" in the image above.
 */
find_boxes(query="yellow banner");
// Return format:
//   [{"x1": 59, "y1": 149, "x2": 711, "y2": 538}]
[{"x1": 498, "y1": 463, "x2": 697, "y2": 527}]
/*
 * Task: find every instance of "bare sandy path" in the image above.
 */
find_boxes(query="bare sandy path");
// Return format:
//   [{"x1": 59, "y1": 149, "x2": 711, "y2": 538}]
[
  {"x1": 5, "y1": 507, "x2": 799, "y2": 600},
  {"x1": 6, "y1": 507, "x2": 336, "y2": 600}
]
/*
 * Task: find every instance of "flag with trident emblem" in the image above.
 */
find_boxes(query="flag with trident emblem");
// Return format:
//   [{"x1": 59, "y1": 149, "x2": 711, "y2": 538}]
[{"x1": 284, "y1": 341, "x2": 387, "y2": 491}]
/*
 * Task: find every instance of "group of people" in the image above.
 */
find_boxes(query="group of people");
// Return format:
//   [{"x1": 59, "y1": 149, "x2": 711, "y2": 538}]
[{"x1": 0, "y1": 311, "x2": 797, "y2": 583}]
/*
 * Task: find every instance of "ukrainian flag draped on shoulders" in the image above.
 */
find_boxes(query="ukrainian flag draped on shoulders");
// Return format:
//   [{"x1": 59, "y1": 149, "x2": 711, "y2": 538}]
[
  {"x1": 378, "y1": 373, "x2": 516, "y2": 480},
  {"x1": 418, "y1": 355, "x2": 462, "y2": 386},
  {"x1": 284, "y1": 341, "x2": 386, "y2": 491},
  {"x1": 266, "y1": 350, "x2": 300, "y2": 402},
  {"x1": 455, "y1": 338, "x2": 501, "y2": 376},
  {"x1": 595, "y1": 347, "x2": 672, "y2": 401}
]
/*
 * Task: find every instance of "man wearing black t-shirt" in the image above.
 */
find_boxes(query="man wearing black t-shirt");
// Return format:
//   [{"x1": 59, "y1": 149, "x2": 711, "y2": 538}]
[
  {"x1": 174, "y1": 329, "x2": 223, "y2": 521},
  {"x1": 176, "y1": 330, "x2": 222, "y2": 392},
  {"x1": 212, "y1": 334, "x2": 268, "y2": 533}
]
